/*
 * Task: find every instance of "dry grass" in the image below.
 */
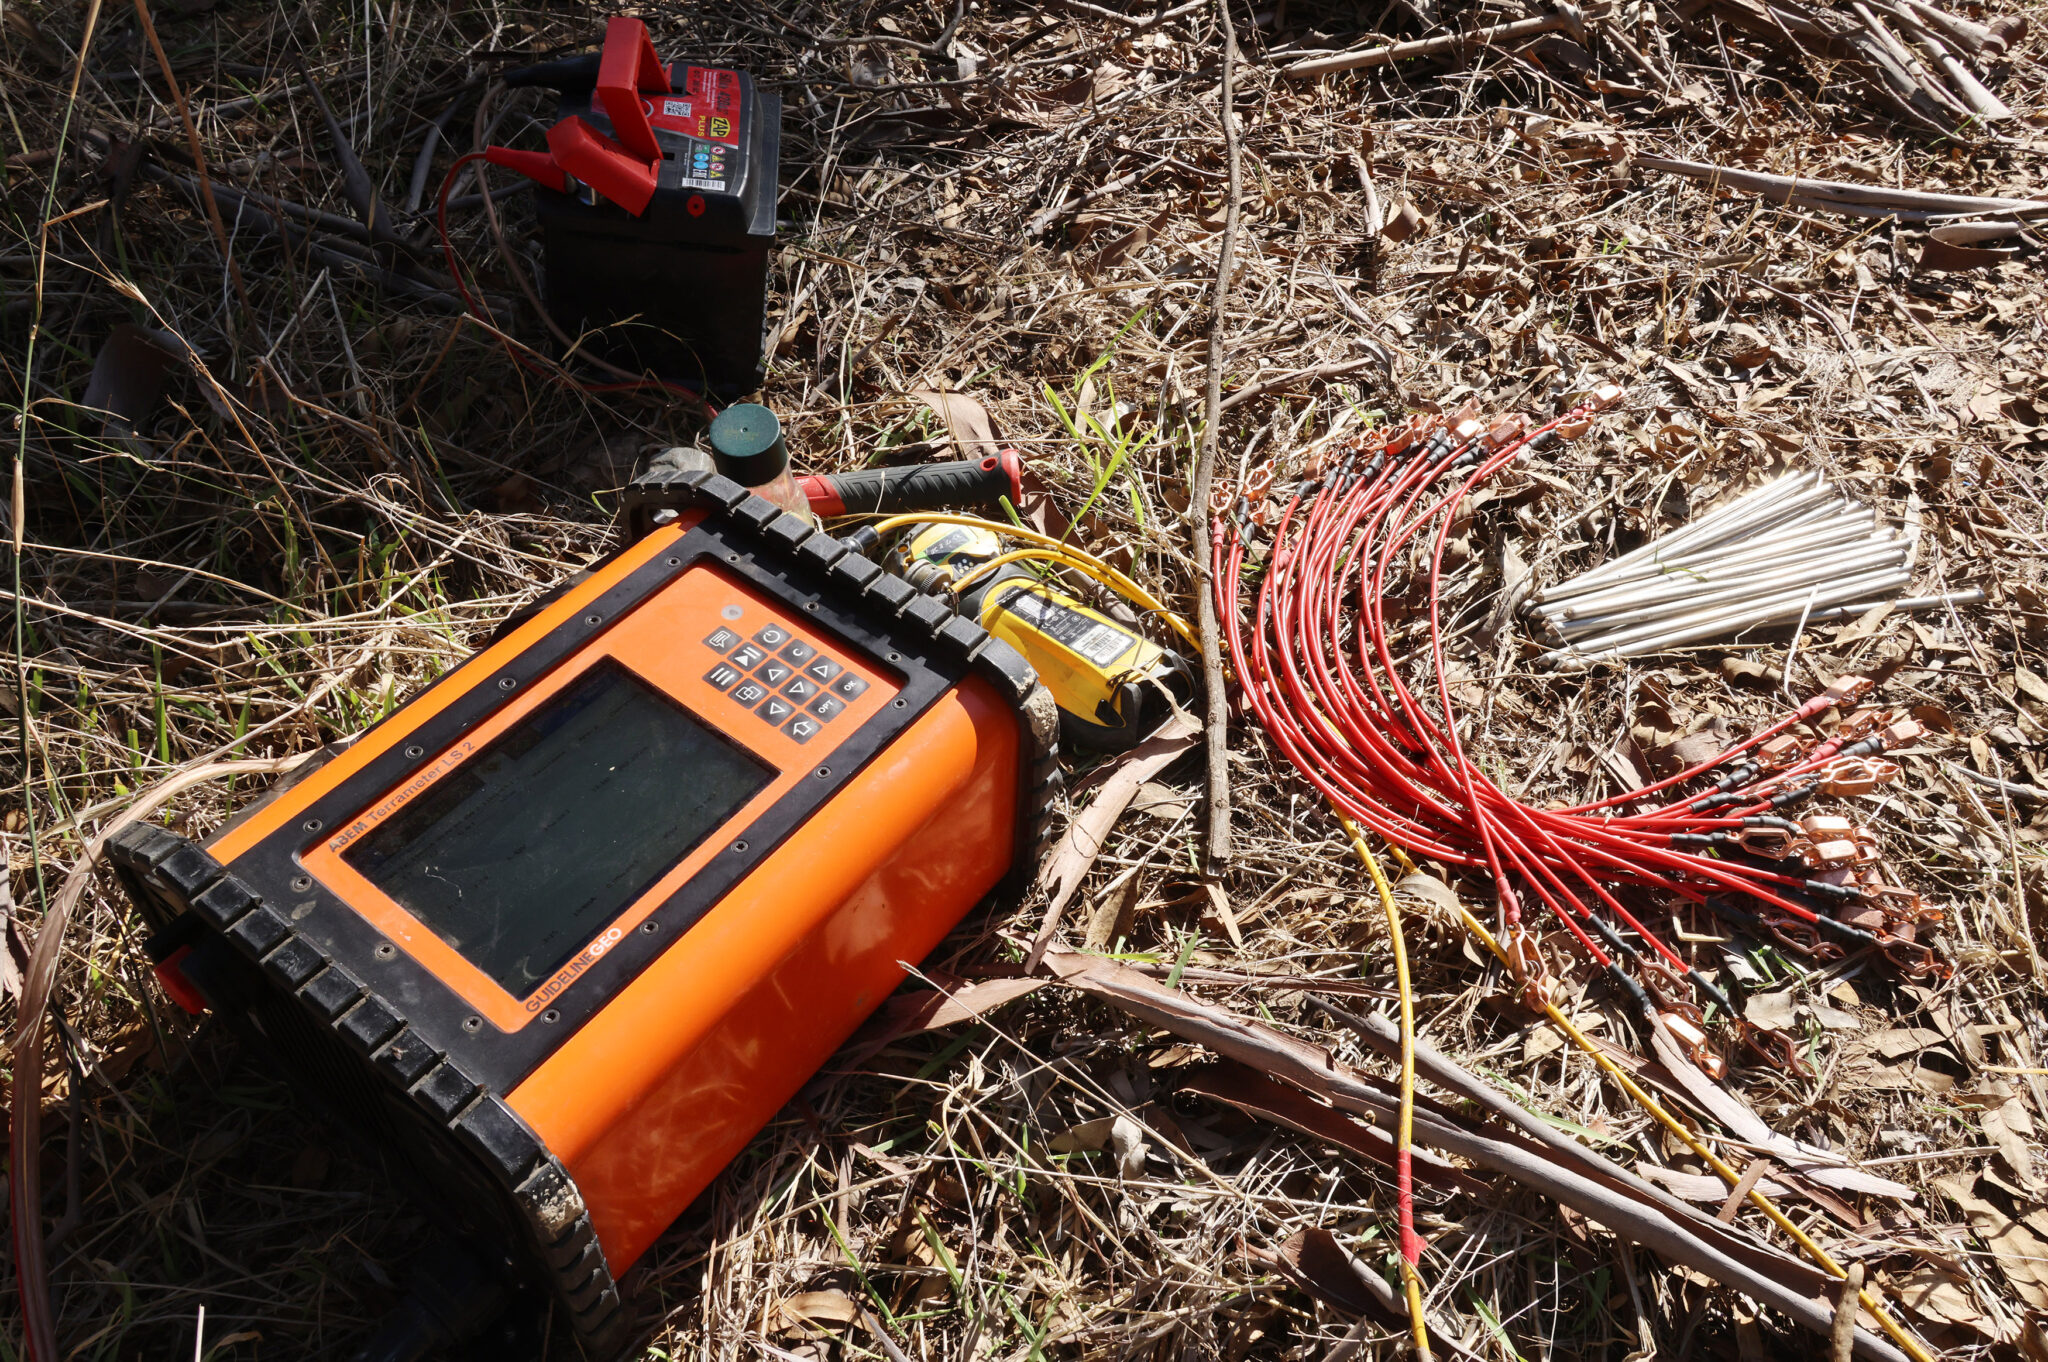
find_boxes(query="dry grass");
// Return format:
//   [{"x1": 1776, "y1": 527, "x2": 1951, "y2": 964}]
[{"x1": 5, "y1": 0, "x2": 2048, "y2": 1357}]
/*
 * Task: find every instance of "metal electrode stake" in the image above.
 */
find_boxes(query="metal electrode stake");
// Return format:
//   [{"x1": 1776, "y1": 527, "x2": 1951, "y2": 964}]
[
  {"x1": 1543, "y1": 568, "x2": 1915, "y2": 669},
  {"x1": 1544, "y1": 526, "x2": 1896, "y2": 625},
  {"x1": 1525, "y1": 468, "x2": 1946, "y2": 667},
  {"x1": 1542, "y1": 472, "x2": 1830, "y2": 597},
  {"x1": 1539, "y1": 476, "x2": 1835, "y2": 603},
  {"x1": 1544, "y1": 517, "x2": 1909, "y2": 634},
  {"x1": 1551, "y1": 538, "x2": 1909, "y2": 636}
]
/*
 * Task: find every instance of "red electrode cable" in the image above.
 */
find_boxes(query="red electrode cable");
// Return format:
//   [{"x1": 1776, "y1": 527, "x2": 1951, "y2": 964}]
[{"x1": 1212, "y1": 390, "x2": 1932, "y2": 1016}]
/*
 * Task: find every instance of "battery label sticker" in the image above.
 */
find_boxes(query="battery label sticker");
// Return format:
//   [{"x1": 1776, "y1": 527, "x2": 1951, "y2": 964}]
[
  {"x1": 672, "y1": 136, "x2": 732, "y2": 194},
  {"x1": 661, "y1": 98, "x2": 693, "y2": 117},
  {"x1": 1003, "y1": 589, "x2": 1134, "y2": 669},
  {"x1": 683, "y1": 66, "x2": 742, "y2": 146}
]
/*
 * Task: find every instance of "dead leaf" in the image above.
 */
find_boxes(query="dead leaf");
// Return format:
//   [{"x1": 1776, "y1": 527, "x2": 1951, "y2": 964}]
[
  {"x1": 1201, "y1": 880, "x2": 1243, "y2": 949},
  {"x1": 1394, "y1": 872, "x2": 1464, "y2": 921},
  {"x1": 1721, "y1": 656, "x2": 1783, "y2": 687},
  {"x1": 1936, "y1": 1174, "x2": 2048, "y2": 1311},
  {"x1": 1981, "y1": 1090, "x2": 2040, "y2": 1188},
  {"x1": 1832, "y1": 601, "x2": 1895, "y2": 647},
  {"x1": 1637, "y1": 1164, "x2": 1793, "y2": 1201},
  {"x1": 1873, "y1": 1028, "x2": 1948, "y2": 1058},
  {"x1": 1094, "y1": 205, "x2": 1170, "y2": 268},
  {"x1": 1067, "y1": 211, "x2": 1117, "y2": 245},
  {"x1": 1084, "y1": 878, "x2": 1140, "y2": 952},
  {"x1": 1266, "y1": 1227, "x2": 1398, "y2": 1320},
  {"x1": 1967, "y1": 391, "x2": 2010, "y2": 426},
  {"x1": 843, "y1": 974, "x2": 1047, "y2": 1063},
  {"x1": 775, "y1": 1289, "x2": 859, "y2": 1335},
  {"x1": 1110, "y1": 1114, "x2": 1148, "y2": 1176},
  {"x1": 1744, "y1": 989, "x2": 1797, "y2": 1031},
  {"x1": 1130, "y1": 781, "x2": 1190, "y2": 822},
  {"x1": 82, "y1": 324, "x2": 183, "y2": 443},
  {"x1": 1810, "y1": 1002, "x2": 1861, "y2": 1030},
  {"x1": 1, "y1": 854, "x2": 22, "y2": 1007},
  {"x1": 909, "y1": 389, "x2": 999, "y2": 463},
  {"x1": 1525, "y1": 1009, "x2": 1604, "y2": 1062},
  {"x1": 1894, "y1": 1266, "x2": 1995, "y2": 1337},
  {"x1": 1912, "y1": 704, "x2": 1957, "y2": 734},
  {"x1": 1380, "y1": 201, "x2": 1425, "y2": 243},
  {"x1": 1920, "y1": 225, "x2": 2020, "y2": 272},
  {"x1": 1051, "y1": 1116, "x2": 1116, "y2": 1153}
]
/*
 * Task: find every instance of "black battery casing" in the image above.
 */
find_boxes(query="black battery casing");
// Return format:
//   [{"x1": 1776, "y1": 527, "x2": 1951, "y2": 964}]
[{"x1": 534, "y1": 64, "x2": 779, "y2": 397}]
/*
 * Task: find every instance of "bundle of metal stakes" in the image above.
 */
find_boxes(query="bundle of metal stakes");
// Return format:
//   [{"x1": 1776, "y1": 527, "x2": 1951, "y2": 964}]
[{"x1": 1527, "y1": 471, "x2": 1924, "y2": 670}]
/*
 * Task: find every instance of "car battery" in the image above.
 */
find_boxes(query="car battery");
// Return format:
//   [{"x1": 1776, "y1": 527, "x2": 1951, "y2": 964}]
[
  {"x1": 509, "y1": 17, "x2": 778, "y2": 396},
  {"x1": 109, "y1": 470, "x2": 1058, "y2": 1353}
]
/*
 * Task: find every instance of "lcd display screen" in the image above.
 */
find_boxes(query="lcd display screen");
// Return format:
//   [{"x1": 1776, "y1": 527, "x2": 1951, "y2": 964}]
[{"x1": 341, "y1": 660, "x2": 775, "y2": 996}]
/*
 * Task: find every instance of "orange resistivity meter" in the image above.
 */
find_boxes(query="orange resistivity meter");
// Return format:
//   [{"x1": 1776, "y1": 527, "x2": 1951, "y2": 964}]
[{"x1": 110, "y1": 471, "x2": 1057, "y2": 1353}]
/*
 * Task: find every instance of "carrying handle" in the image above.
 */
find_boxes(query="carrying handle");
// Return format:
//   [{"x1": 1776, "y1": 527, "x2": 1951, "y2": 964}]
[{"x1": 799, "y1": 450, "x2": 1024, "y2": 517}]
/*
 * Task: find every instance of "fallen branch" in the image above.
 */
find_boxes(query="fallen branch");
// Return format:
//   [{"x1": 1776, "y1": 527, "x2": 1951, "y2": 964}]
[
  {"x1": 1040, "y1": 950, "x2": 1915, "y2": 1362},
  {"x1": 1637, "y1": 154, "x2": 2048, "y2": 220},
  {"x1": 1189, "y1": 0, "x2": 1243, "y2": 870},
  {"x1": 1310, "y1": 998, "x2": 1880, "y2": 1290},
  {"x1": 1949, "y1": 762, "x2": 2048, "y2": 803},
  {"x1": 1283, "y1": 6, "x2": 1585, "y2": 79},
  {"x1": 138, "y1": 158, "x2": 474, "y2": 311},
  {"x1": 1219, "y1": 354, "x2": 1390, "y2": 412},
  {"x1": 133, "y1": 0, "x2": 255, "y2": 342}
]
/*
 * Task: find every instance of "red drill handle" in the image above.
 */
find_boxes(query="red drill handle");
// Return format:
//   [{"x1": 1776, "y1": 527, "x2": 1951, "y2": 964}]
[{"x1": 799, "y1": 450, "x2": 1024, "y2": 517}]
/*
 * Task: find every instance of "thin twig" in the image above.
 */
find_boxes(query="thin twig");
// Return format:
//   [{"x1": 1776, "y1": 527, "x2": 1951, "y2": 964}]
[
  {"x1": 1189, "y1": 0, "x2": 1243, "y2": 871},
  {"x1": 132, "y1": 0, "x2": 255, "y2": 346}
]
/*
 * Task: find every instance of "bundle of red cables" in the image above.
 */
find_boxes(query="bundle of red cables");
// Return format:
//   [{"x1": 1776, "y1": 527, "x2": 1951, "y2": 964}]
[{"x1": 1211, "y1": 387, "x2": 1946, "y2": 1035}]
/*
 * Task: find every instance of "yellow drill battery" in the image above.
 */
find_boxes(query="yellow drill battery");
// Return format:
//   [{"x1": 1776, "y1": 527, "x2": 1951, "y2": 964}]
[{"x1": 892, "y1": 522, "x2": 1193, "y2": 750}]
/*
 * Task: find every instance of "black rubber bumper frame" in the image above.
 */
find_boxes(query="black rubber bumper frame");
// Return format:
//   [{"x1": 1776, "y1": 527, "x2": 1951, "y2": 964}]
[{"x1": 108, "y1": 469, "x2": 1060, "y2": 1356}]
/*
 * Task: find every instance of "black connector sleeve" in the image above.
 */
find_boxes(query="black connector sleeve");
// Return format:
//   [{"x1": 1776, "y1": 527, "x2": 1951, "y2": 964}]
[
  {"x1": 1740, "y1": 815, "x2": 1802, "y2": 834},
  {"x1": 1809, "y1": 913, "x2": 1878, "y2": 947},
  {"x1": 1708, "y1": 763, "x2": 1759, "y2": 794},
  {"x1": 1605, "y1": 963, "x2": 1658, "y2": 1021},
  {"x1": 1686, "y1": 968, "x2": 1737, "y2": 1017},
  {"x1": 1768, "y1": 781, "x2": 1819, "y2": 810},
  {"x1": 1793, "y1": 878, "x2": 1864, "y2": 904},
  {"x1": 1584, "y1": 912, "x2": 1638, "y2": 960}
]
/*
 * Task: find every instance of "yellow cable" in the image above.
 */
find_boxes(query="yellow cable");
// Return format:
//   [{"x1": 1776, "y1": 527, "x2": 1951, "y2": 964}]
[
  {"x1": 947, "y1": 548, "x2": 1083, "y2": 599},
  {"x1": 1335, "y1": 812, "x2": 1432, "y2": 1362},
  {"x1": 869, "y1": 513, "x2": 1200, "y2": 650},
  {"x1": 1432, "y1": 881, "x2": 1935, "y2": 1362},
  {"x1": 947, "y1": 547, "x2": 1201, "y2": 651}
]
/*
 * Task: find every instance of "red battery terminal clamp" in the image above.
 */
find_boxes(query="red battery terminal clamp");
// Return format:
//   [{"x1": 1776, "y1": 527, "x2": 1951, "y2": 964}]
[{"x1": 482, "y1": 16, "x2": 671, "y2": 215}]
